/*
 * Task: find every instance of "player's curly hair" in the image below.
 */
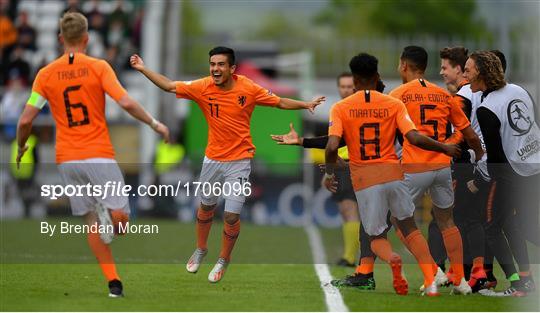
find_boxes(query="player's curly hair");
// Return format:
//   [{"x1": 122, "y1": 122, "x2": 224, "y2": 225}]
[
  {"x1": 470, "y1": 51, "x2": 506, "y2": 91},
  {"x1": 490, "y1": 50, "x2": 507, "y2": 73}
]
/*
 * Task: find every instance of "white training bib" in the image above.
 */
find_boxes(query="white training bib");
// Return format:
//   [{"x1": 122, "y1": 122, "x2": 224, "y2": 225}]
[
  {"x1": 457, "y1": 84, "x2": 484, "y2": 148},
  {"x1": 479, "y1": 83, "x2": 540, "y2": 176}
]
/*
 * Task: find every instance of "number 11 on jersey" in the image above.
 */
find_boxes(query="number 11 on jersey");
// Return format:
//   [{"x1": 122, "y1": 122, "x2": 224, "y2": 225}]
[{"x1": 208, "y1": 103, "x2": 219, "y2": 118}]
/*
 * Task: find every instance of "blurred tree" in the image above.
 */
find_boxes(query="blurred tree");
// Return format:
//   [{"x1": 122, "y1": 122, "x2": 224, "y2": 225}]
[
  {"x1": 251, "y1": 10, "x2": 308, "y2": 42},
  {"x1": 371, "y1": 0, "x2": 490, "y2": 38},
  {"x1": 181, "y1": 0, "x2": 207, "y2": 74},
  {"x1": 181, "y1": 0, "x2": 204, "y2": 38},
  {"x1": 315, "y1": 0, "x2": 491, "y2": 39},
  {"x1": 313, "y1": 0, "x2": 376, "y2": 37}
]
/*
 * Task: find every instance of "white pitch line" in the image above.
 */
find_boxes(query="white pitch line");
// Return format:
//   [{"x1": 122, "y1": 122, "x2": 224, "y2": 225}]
[{"x1": 305, "y1": 224, "x2": 349, "y2": 312}]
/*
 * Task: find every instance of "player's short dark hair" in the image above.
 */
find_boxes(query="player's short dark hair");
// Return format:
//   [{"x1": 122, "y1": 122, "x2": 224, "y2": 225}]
[
  {"x1": 336, "y1": 72, "x2": 353, "y2": 85},
  {"x1": 439, "y1": 46, "x2": 468, "y2": 72},
  {"x1": 401, "y1": 46, "x2": 428, "y2": 72},
  {"x1": 490, "y1": 50, "x2": 507, "y2": 73},
  {"x1": 349, "y1": 53, "x2": 378, "y2": 82},
  {"x1": 470, "y1": 50, "x2": 506, "y2": 91},
  {"x1": 209, "y1": 46, "x2": 236, "y2": 65}
]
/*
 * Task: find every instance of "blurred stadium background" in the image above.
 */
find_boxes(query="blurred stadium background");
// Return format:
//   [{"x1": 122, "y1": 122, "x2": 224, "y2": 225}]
[
  {"x1": 1, "y1": 0, "x2": 539, "y2": 227},
  {"x1": 1, "y1": 1, "x2": 540, "y2": 311}
]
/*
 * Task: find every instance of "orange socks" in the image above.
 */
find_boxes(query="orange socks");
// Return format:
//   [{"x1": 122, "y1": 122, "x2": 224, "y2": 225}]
[
  {"x1": 442, "y1": 226, "x2": 464, "y2": 285},
  {"x1": 196, "y1": 206, "x2": 241, "y2": 262},
  {"x1": 395, "y1": 228, "x2": 410, "y2": 250},
  {"x1": 197, "y1": 208, "x2": 215, "y2": 250},
  {"x1": 397, "y1": 228, "x2": 438, "y2": 274},
  {"x1": 87, "y1": 231, "x2": 119, "y2": 282},
  {"x1": 219, "y1": 220, "x2": 240, "y2": 261},
  {"x1": 356, "y1": 257, "x2": 375, "y2": 274},
  {"x1": 370, "y1": 238, "x2": 394, "y2": 263},
  {"x1": 473, "y1": 257, "x2": 484, "y2": 271},
  {"x1": 405, "y1": 230, "x2": 435, "y2": 287}
]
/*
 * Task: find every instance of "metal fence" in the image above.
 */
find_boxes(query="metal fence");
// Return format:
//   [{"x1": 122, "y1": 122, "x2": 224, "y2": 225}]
[{"x1": 183, "y1": 35, "x2": 539, "y2": 84}]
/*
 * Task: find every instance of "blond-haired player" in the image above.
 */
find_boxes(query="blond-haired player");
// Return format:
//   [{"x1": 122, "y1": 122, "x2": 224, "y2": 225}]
[{"x1": 16, "y1": 12, "x2": 169, "y2": 297}]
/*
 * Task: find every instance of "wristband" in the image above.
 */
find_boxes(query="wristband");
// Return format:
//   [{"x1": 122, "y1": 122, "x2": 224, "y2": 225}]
[{"x1": 150, "y1": 118, "x2": 159, "y2": 130}]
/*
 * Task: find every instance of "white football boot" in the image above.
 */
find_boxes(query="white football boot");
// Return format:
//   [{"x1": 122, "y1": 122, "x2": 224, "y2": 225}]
[
  {"x1": 95, "y1": 203, "x2": 114, "y2": 244},
  {"x1": 422, "y1": 281, "x2": 440, "y2": 297},
  {"x1": 186, "y1": 248, "x2": 207, "y2": 273},
  {"x1": 479, "y1": 286, "x2": 526, "y2": 297},
  {"x1": 451, "y1": 277, "x2": 473, "y2": 295},
  {"x1": 434, "y1": 267, "x2": 449, "y2": 286},
  {"x1": 419, "y1": 267, "x2": 448, "y2": 292},
  {"x1": 208, "y1": 258, "x2": 228, "y2": 283}
]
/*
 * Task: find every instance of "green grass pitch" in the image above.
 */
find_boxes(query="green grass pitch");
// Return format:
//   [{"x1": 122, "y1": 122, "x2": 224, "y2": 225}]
[{"x1": 1, "y1": 218, "x2": 539, "y2": 311}]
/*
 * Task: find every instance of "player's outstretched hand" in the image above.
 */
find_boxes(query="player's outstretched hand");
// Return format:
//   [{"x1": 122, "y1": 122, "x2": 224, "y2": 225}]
[
  {"x1": 130, "y1": 54, "x2": 145, "y2": 71},
  {"x1": 154, "y1": 122, "x2": 170, "y2": 143},
  {"x1": 270, "y1": 123, "x2": 301, "y2": 145},
  {"x1": 443, "y1": 143, "x2": 461, "y2": 158},
  {"x1": 16, "y1": 145, "x2": 28, "y2": 170},
  {"x1": 306, "y1": 96, "x2": 326, "y2": 113},
  {"x1": 322, "y1": 173, "x2": 338, "y2": 193}
]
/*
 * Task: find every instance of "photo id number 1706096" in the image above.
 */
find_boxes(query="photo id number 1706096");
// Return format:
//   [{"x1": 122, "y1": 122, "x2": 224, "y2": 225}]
[{"x1": 183, "y1": 180, "x2": 252, "y2": 197}]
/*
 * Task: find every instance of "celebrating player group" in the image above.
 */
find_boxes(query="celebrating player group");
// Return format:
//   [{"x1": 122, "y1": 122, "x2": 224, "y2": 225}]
[{"x1": 15, "y1": 12, "x2": 539, "y2": 298}]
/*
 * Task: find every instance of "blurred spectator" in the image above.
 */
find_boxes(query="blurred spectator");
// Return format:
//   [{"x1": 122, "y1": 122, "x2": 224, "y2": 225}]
[
  {"x1": 84, "y1": 1, "x2": 108, "y2": 58},
  {"x1": 87, "y1": 28, "x2": 106, "y2": 59},
  {"x1": 0, "y1": 4, "x2": 16, "y2": 42},
  {"x1": 107, "y1": 19, "x2": 126, "y2": 48},
  {"x1": 1, "y1": 77, "x2": 27, "y2": 139},
  {"x1": 6, "y1": 45, "x2": 31, "y2": 85},
  {"x1": 62, "y1": 0, "x2": 83, "y2": 15},
  {"x1": 106, "y1": 0, "x2": 134, "y2": 71},
  {"x1": 131, "y1": 8, "x2": 143, "y2": 50},
  {"x1": 53, "y1": 0, "x2": 139, "y2": 72},
  {"x1": 16, "y1": 10, "x2": 36, "y2": 51},
  {"x1": 85, "y1": 0, "x2": 108, "y2": 41},
  {"x1": 107, "y1": 0, "x2": 130, "y2": 46},
  {"x1": 0, "y1": 7, "x2": 17, "y2": 69},
  {"x1": 0, "y1": 0, "x2": 16, "y2": 19}
]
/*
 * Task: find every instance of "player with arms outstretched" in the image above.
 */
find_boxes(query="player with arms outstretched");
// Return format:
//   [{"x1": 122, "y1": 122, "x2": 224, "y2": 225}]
[
  {"x1": 16, "y1": 12, "x2": 170, "y2": 297},
  {"x1": 130, "y1": 46, "x2": 324, "y2": 283},
  {"x1": 324, "y1": 52, "x2": 461, "y2": 296}
]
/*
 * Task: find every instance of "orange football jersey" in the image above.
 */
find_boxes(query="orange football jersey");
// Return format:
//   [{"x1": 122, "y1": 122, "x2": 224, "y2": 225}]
[
  {"x1": 175, "y1": 74, "x2": 281, "y2": 161},
  {"x1": 329, "y1": 90, "x2": 416, "y2": 190},
  {"x1": 389, "y1": 79, "x2": 470, "y2": 173},
  {"x1": 29, "y1": 53, "x2": 127, "y2": 163}
]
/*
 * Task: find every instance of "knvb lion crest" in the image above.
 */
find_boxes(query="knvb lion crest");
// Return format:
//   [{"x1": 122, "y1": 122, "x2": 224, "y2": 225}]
[
  {"x1": 238, "y1": 95, "x2": 247, "y2": 107},
  {"x1": 507, "y1": 99, "x2": 534, "y2": 136}
]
